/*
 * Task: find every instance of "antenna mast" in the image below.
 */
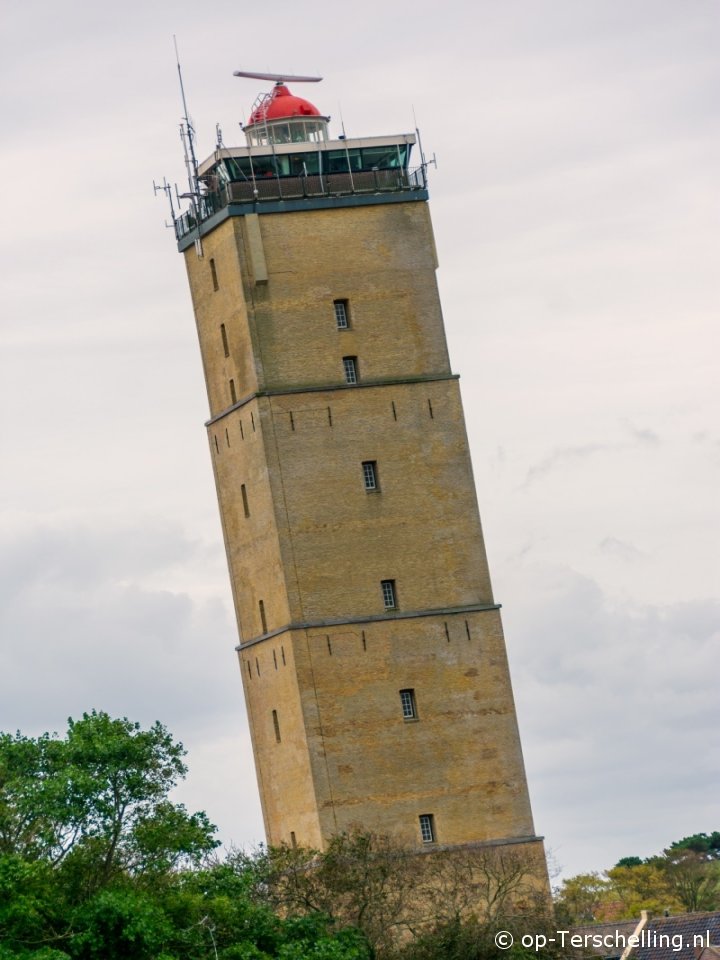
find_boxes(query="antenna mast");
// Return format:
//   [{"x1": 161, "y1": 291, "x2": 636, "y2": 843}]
[
  {"x1": 174, "y1": 36, "x2": 202, "y2": 254},
  {"x1": 174, "y1": 38, "x2": 200, "y2": 198}
]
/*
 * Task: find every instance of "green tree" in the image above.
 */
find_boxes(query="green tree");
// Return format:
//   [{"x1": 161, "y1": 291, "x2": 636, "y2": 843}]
[
  {"x1": 0, "y1": 711, "x2": 217, "y2": 896},
  {"x1": 553, "y1": 872, "x2": 610, "y2": 924},
  {"x1": 659, "y1": 849, "x2": 720, "y2": 913},
  {"x1": 605, "y1": 863, "x2": 679, "y2": 917},
  {"x1": 667, "y1": 833, "x2": 720, "y2": 861}
]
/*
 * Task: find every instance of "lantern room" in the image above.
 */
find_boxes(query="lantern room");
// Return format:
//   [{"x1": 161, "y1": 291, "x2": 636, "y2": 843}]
[{"x1": 243, "y1": 82, "x2": 329, "y2": 146}]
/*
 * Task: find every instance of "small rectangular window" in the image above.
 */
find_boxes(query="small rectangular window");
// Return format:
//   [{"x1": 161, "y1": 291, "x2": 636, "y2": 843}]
[
  {"x1": 334, "y1": 299, "x2": 349, "y2": 329},
  {"x1": 343, "y1": 356, "x2": 358, "y2": 384},
  {"x1": 241, "y1": 484, "x2": 250, "y2": 518},
  {"x1": 362, "y1": 461, "x2": 378, "y2": 491},
  {"x1": 230, "y1": 379, "x2": 237, "y2": 404},
  {"x1": 210, "y1": 258, "x2": 219, "y2": 291},
  {"x1": 259, "y1": 599, "x2": 267, "y2": 634},
  {"x1": 221, "y1": 323, "x2": 230, "y2": 357},
  {"x1": 419, "y1": 814, "x2": 435, "y2": 844},
  {"x1": 272, "y1": 709, "x2": 281, "y2": 743},
  {"x1": 381, "y1": 579, "x2": 397, "y2": 610},
  {"x1": 400, "y1": 689, "x2": 417, "y2": 720}
]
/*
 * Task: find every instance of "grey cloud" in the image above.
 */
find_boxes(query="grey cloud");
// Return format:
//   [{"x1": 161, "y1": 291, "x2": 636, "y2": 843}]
[
  {"x1": 522, "y1": 443, "x2": 611, "y2": 486},
  {"x1": 598, "y1": 537, "x2": 645, "y2": 561},
  {"x1": 503, "y1": 564, "x2": 719, "y2": 875},
  {"x1": 0, "y1": 521, "x2": 238, "y2": 736}
]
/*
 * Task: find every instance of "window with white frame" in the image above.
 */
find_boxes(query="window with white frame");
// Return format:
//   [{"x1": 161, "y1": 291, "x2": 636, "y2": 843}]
[
  {"x1": 362, "y1": 461, "x2": 378, "y2": 491},
  {"x1": 400, "y1": 688, "x2": 416, "y2": 720},
  {"x1": 343, "y1": 356, "x2": 358, "y2": 384},
  {"x1": 334, "y1": 299, "x2": 349, "y2": 329},
  {"x1": 419, "y1": 814, "x2": 435, "y2": 843},
  {"x1": 381, "y1": 579, "x2": 396, "y2": 609}
]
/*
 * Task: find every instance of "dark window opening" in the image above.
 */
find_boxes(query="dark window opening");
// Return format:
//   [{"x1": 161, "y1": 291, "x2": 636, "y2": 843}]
[
  {"x1": 210, "y1": 258, "x2": 219, "y2": 291},
  {"x1": 362, "y1": 461, "x2": 378, "y2": 491},
  {"x1": 419, "y1": 814, "x2": 435, "y2": 843},
  {"x1": 400, "y1": 688, "x2": 417, "y2": 720},
  {"x1": 334, "y1": 299, "x2": 349, "y2": 329},
  {"x1": 343, "y1": 356, "x2": 358, "y2": 384},
  {"x1": 259, "y1": 600, "x2": 267, "y2": 634},
  {"x1": 221, "y1": 323, "x2": 230, "y2": 357},
  {"x1": 241, "y1": 483, "x2": 250, "y2": 518},
  {"x1": 381, "y1": 579, "x2": 397, "y2": 610},
  {"x1": 272, "y1": 709, "x2": 281, "y2": 743},
  {"x1": 230, "y1": 379, "x2": 237, "y2": 404}
]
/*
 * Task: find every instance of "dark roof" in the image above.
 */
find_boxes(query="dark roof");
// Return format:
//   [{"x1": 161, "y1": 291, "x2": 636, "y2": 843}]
[{"x1": 632, "y1": 912, "x2": 720, "y2": 960}]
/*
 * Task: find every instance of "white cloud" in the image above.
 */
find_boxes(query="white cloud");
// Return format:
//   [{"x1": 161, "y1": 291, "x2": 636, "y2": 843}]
[{"x1": 1, "y1": 0, "x2": 718, "y2": 878}]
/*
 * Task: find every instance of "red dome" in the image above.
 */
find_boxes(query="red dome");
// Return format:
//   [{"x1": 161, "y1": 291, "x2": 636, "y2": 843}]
[{"x1": 248, "y1": 83, "x2": 322, "y2": 125}]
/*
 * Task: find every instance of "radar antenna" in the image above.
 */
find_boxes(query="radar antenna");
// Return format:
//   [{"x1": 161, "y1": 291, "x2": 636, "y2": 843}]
[{"x1": 233, "y1": 70, "x2": 322, "y2": 83}]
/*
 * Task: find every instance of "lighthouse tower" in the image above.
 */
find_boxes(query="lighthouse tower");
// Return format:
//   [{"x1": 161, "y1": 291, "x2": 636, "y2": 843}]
[{"x1": 175, "y1": 75, "x2": 546, "y2": 872}]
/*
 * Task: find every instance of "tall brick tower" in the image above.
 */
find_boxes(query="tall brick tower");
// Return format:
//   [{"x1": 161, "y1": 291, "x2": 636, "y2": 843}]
[{"x1": 174, "y1": 74, "x2": 545, "y2": 870}]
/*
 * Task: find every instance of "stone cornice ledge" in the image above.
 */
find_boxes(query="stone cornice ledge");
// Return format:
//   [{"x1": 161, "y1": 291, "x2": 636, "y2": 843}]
[
  {"x1": 236, "y1": 602, "x2": 501, "y2": 651},
  {"x1": 415, "y1": 834, "x2": 545, "y2": 856},
  {"x1": 205, "y1": 373, "x2": 460, "y2": 428}
]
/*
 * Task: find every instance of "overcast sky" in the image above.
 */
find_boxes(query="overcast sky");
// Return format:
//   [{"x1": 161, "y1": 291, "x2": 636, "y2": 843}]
[{"x1": 1, "y1": 0, "x2": 718, "y2": 881}]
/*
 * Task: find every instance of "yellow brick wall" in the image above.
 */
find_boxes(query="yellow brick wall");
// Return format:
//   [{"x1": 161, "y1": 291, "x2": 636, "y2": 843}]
[
  {"x1": 183, "y1": 197, "x2": 541, "y2": 877},
  {"x1": 239, "y1": 609, "x2": 535, "y2": 849}
]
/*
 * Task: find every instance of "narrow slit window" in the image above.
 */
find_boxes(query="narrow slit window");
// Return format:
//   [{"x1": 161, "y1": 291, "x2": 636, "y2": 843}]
[
  {"x1": 334, "y1": 299, "x2": 349, "y2": 329},
  {"x1": 400, "y1": 688, "x2": 417, "y2": 720},
  {"x1": 343, "y1": 356, "x2": 358, "y2": 384},
  {"x1": 230, "y1": 379, "x2": 237, "y2": 404},
  {"x1": 241, "y1": 483, "x2": 250, "y2": 518},
  {"x1": 220, "y1": 323, "x2": 230, "y2": 357},
  {"x1": 419, "y1": 814, "x2": 435, "y2": 844},
  {"x1": 259, "y1": 600, "x2": 267, "y2": 634},
  {"x1": 272, "y1": 709, "x2": 281, "y2": 743},
  {"x1": 381, "y1": 579, "x2": 397, "y2": 610},
  {"x1": 290, "y1": 831, "x2": 297, "y2": 848},
  {"x1": 210, "y1": 258, "x2": 219, "y2": 291},
  {"x1": 362, "y1": 461, "x2": 378, "y2": 491}
]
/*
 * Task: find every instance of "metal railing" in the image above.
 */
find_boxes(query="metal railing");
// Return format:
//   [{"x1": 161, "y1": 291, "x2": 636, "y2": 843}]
[{"x1": 175, "y1": 165, "x2": 428, "y2": 240}]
